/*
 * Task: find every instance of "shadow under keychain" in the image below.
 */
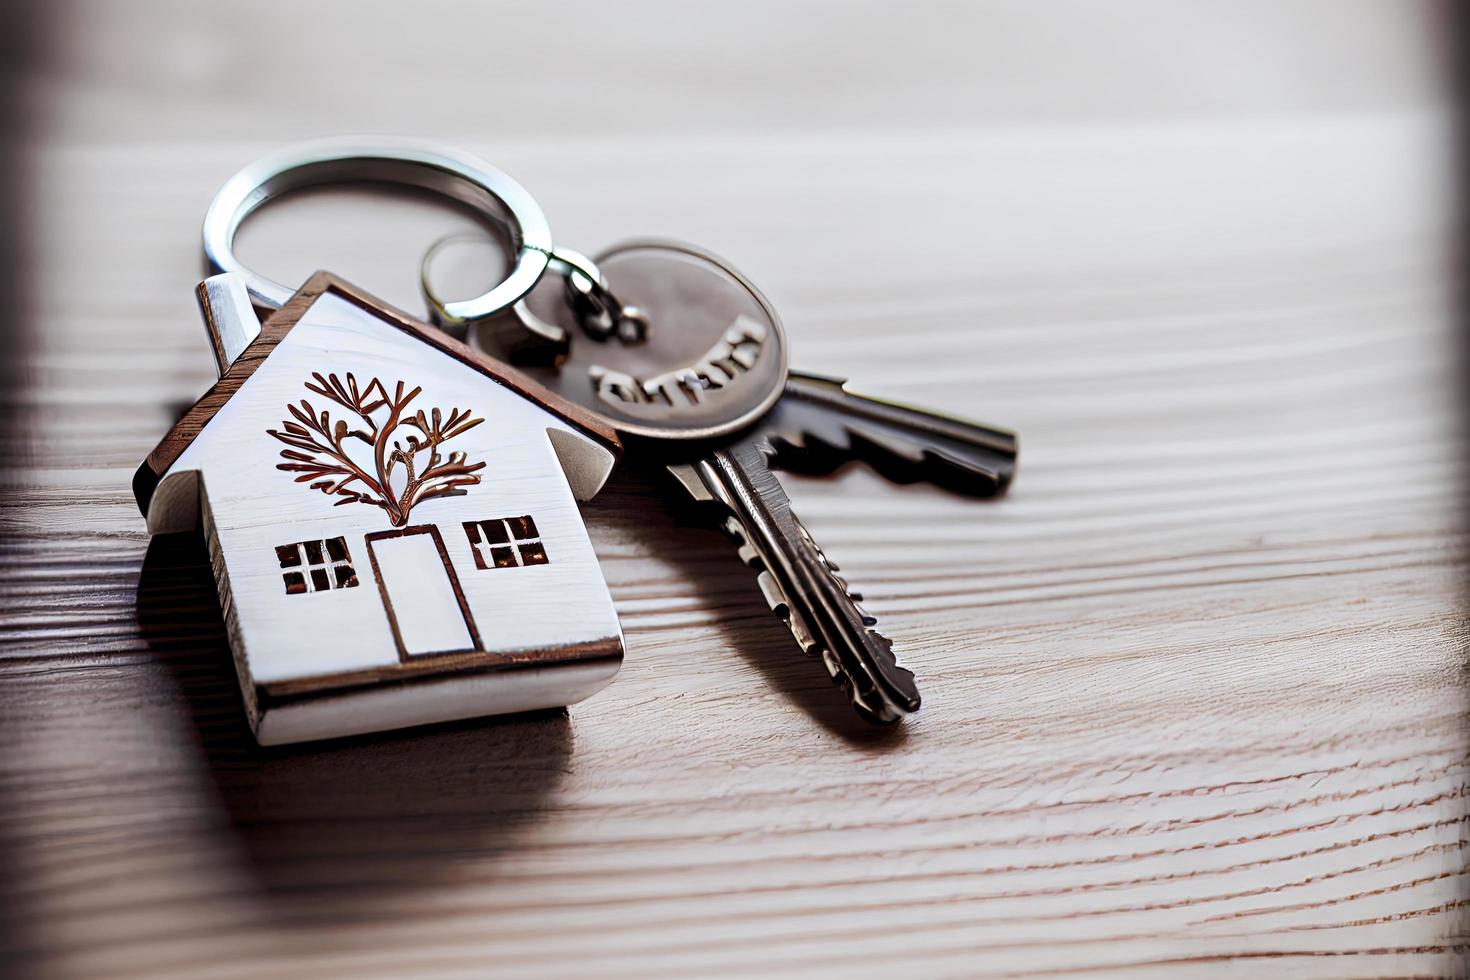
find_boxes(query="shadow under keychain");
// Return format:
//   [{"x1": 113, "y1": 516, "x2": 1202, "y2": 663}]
[{"x1": 134, "y1": 140, "x2": 642, "y2": 746}]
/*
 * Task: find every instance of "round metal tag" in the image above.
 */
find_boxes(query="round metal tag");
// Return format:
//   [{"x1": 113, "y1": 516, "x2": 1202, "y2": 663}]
[{"x1": 517, "y1": 240, "x2": 789, "y2": 441}]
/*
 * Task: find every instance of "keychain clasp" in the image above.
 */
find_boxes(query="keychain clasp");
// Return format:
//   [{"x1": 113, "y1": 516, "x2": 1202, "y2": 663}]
[{"x1": 419, "y1": 235, "x2": 649, "y2": 366}]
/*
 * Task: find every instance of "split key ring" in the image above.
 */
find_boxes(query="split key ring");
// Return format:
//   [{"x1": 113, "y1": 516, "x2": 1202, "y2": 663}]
[{"x1": 201, "y1": 137, "x2": 642, "y2": 361}]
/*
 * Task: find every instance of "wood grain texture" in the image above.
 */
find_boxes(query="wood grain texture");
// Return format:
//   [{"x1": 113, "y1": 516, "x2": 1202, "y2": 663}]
[{"x1": 0, "y1": 1, "x2": 1464, "y2": 977}]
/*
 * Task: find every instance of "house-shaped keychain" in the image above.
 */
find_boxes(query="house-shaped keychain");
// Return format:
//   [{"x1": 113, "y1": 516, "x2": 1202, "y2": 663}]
[{"x1": 135, "y1": 271, "x2": 626, "y2": 745}]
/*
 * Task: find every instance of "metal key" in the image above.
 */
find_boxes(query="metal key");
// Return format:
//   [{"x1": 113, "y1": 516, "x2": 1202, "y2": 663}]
[
  {"x1": 766, "y1": 371, "x2": 1017, "y2": 499},
  {"x1": 664, "y1": 372, "x2": 1017, "y2": 722},
  {"x1": 666, "y1": 436, "x2": 919, "y2": 723},
  {"x1": 428, "y1": 238, "x2": 1016, "y2": 723}
]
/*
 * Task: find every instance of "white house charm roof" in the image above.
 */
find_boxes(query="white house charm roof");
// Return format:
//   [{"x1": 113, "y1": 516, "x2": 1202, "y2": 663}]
[{"x1": 135, "y1": 272, "x2": 625, "y2": 745}]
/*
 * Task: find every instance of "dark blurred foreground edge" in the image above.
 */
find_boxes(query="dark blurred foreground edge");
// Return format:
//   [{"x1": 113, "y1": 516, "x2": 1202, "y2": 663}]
[
  {"x1": 1447, "y1": 0, "x2": 1470, "y2": 920},
  {"x1": 0, "y1": 3, "x2": 38, "y2": 977}
]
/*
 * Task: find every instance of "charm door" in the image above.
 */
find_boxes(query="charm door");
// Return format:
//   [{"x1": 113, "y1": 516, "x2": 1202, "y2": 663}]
[{"x1": 364, "y1": 525, "x2": 483, "y2": 659}]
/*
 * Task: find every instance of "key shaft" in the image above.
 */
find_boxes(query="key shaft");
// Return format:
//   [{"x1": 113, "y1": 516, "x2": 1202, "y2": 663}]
[{"x1": 670, "y1": 437, "x2": 921, "y2": 724}]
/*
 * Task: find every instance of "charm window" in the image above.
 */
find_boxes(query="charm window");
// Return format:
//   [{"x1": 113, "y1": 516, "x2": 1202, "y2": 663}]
[
  {"x1": 277, "y1": 536, "x2": 359, "y2": 594},
  {"x1": 464, "y1": 516, "x2": 548, "y2": 569}
]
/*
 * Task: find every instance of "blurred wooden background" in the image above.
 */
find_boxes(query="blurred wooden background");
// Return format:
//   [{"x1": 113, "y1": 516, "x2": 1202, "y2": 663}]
[{"x1": 1, "y1": 2, "x2": 1464, "y2": 976}]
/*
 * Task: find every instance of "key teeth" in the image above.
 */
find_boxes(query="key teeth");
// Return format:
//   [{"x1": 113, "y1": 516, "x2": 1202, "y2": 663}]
[
  {"x1": 700, "y1": 450, "x2": 921, "y2": 726},
  {"x1": 724, "y1": 503, "x2": 825, "y2": 655},
  {"x1": 755, "y1": 570, "x2": 787, "y2": 615},
  {"x1": 762, "y1": 542, "x2": 912, "y2": 721},
  {"x1": 793, "y1": 519, "x2": 880, "y2": 628},
  {"x1": 788, "y1": 513, "x2": 918, "y2": 718},
  {"x1": 757, "y1": 570, "x2": 818, "y2": 652},
  {"x1": 722, "y1": 517, "x2": 761, "y2": 566},
  {"x1": 821, "y1": 649, "x2": 847, "y2": 685},
  {"x1": 792, "y1": 620, "x2": 819, "y2": 654}
]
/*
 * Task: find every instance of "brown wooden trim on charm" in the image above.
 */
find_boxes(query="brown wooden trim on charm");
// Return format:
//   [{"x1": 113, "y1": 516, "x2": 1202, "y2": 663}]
[
  {"x1": 134, "y1": 271, "x2": 621, "y2": 516},
  {"x1": 255, "y1": 636, "x2": 625, "y2": 706}
]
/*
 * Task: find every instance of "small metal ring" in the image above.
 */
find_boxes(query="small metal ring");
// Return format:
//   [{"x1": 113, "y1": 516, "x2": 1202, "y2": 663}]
[
  {"x1": 422, "y1": 234, "x2": 649, "y2": 348},
  {"x1": 202, "y1": 137, "x2": 553, "y2": 318}
]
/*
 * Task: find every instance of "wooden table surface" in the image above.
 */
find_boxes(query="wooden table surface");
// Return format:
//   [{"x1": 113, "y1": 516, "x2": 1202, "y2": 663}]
[{"x1": 2, "y1": 2, "x2": 1464, "y2": 977}]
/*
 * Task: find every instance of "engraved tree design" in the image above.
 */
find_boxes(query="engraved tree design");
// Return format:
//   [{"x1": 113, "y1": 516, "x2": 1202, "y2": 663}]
[{"x1": 267, "y1": 372, "x2": 486, "y2": 527}]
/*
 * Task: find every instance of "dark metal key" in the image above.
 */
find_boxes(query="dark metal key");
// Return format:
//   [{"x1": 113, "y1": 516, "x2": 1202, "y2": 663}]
[{"x1": 767, "y1": 371, "x2": 1017, "y2": 499}]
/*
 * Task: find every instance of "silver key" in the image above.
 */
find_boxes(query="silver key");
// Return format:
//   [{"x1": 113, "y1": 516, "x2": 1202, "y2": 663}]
[
  {"x1": 521, "y1": 240, "x2": 926, "y2": 722},
  {"x1": 669, "y1": 374, "x2": 1018, "y2": 722},
  {"x1": 667, "y1": 437, "x2": 919, "y2": 723}
]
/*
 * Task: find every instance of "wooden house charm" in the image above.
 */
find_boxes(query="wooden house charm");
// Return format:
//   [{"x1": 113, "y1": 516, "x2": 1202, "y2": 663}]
[{"x1": 135, "y1": 272, "x2": 626, "y2": 745}]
